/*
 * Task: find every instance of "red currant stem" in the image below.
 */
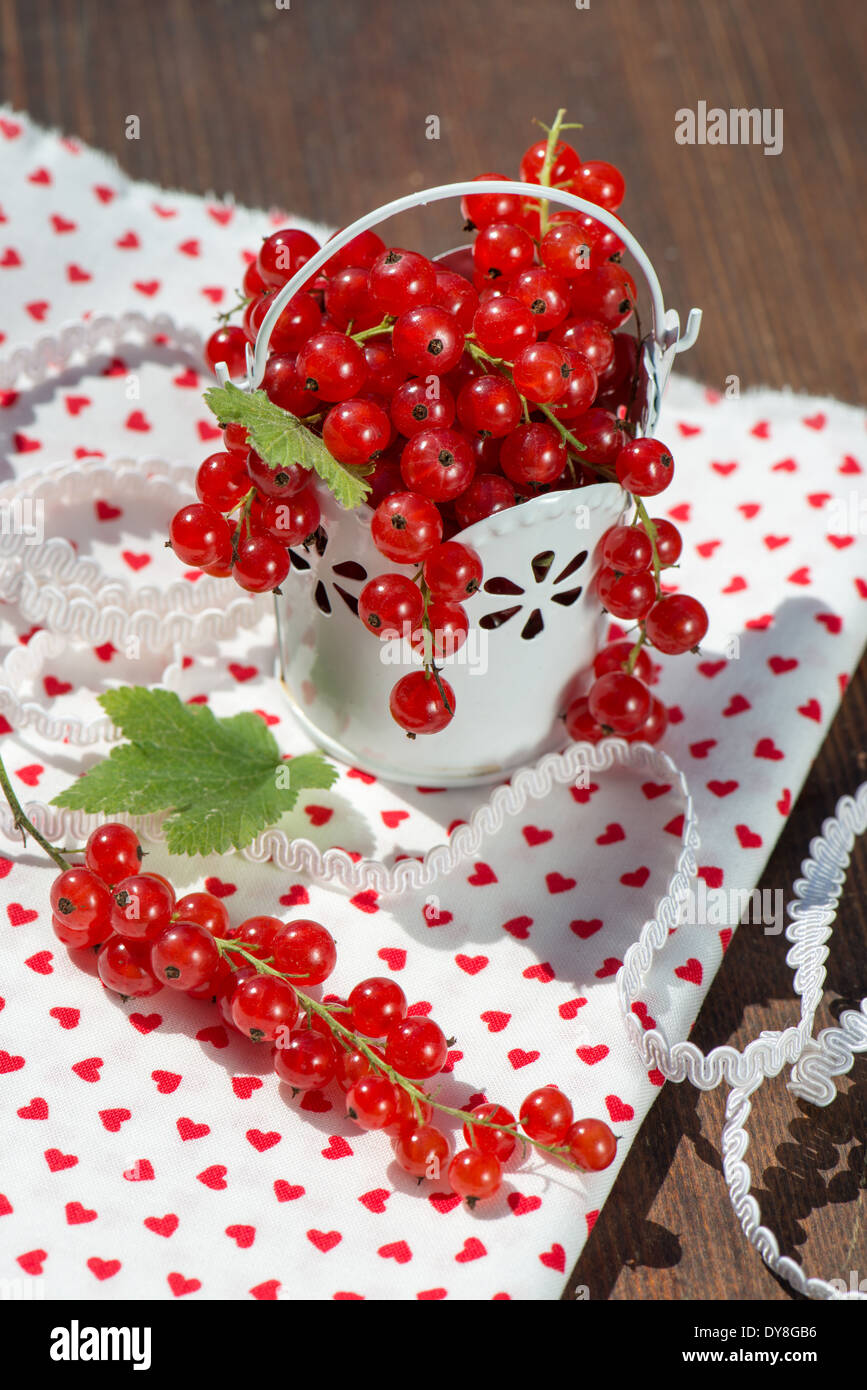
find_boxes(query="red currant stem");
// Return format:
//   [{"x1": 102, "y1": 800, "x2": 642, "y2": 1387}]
[
  {"x1": 536, "y1": 405, "x2": 591, "y2": 460},
  {"x1": 349, "y1": 317, "x2": 395, "y2": 344},
  {"x1": 537, "y1": 107, "x2": 568, "y2": 238},
  {"x1": 225, "y1": 485, "x2": 257, "y2": 518},
  {"x1": 0, "y1": 751, "x2": 72, "y2": 871},
  {"x1": 633, "y1": 497, "x2": 661, "y2": 586},
  {"x1": 216, "y1": 292, "x2": 252, "y2": 326},
  {"x1": 213, "y1": 938, "x2": 584, "y2": 1171},
  {"x1": 625, "y1": 627, "x2": 649, "y2": 676}
]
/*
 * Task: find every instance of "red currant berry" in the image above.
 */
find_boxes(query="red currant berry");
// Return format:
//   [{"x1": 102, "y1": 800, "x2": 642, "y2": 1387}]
[
  {"x1": 204, "y1": 325, "x2": 247, "y2": 378},
  {"x1": 246, "y1": 448, "x2": 309, "y2": 501},
  {"x1": 231, "y1": 973, "x2": 299, "y2": 1042},
  {"x1": 550, "y1": 317, "x2": 615, "y2": 374},
  {"x1": 216, "y1": 964, "x2": 257, "y2": 1029},
  {"x1": 400, "y1": 428, "x2": 476, "y2": 503},
  {"x1": 84, "y1": 823, "x2": 142, "y2": 885},
  {"x1": 394, "y1": 1123, "x2": 450, "y2": 1179},
  {"x1": 649, "y1": 517, "x2": 682, "y2": 567},
  {"x1": 596, "y1": 332, "x2": 638, "y2": 393},
  {"x1": 266, "y1": 291, "x2": 323, "y2": 354},
  {"x1": 564, "y1": 695, "x2": 606, "y2": 742},
  {"x1": 368, "y1": 248, "x2": 437, "y2": 315},
  {"x1": 463, "y1": 1103, "x2": 517, "y2": 1162},
  {"x1": 274, "y1": 1028, "x2": 337, "y2": 1091},
  {"x1": 448, "y1": 1148, "x2": 502, "y2": 1205},
  {"x1": 390, "y1": 1087, "x2": 434, "y2": 1133},
  {"x1": 334, "y1": 1045, "x2": 383, "y2": 1093},
  {"x1": 645, "y1": 594, "x2": 709, "y2": 655},
  {"x1": 500, "y1": 422, "x2": 567, "y2": 486},
  {"x1": 519, "y1": 1086, "x2": 574, "y2": 1145},
  {"x1": 111, "y1": 874, "x2": 175, "y2": 942},
  {"x1": 472, "y1": 296, "x2": 536, "y2": 360},
  {"x1": 454, "y1": 473, "x2": 519, "y2": 528},
  {"x1": 432, "y1": 269, "x2": 479, "y2": 331},
  {"x1": 512, "y1": 342, "x2": 572, "y2": 405},
  {"x1": 371, "y1": 491, "x2": 443, "y2": 563},
  {"x1": 390, "y1": 379, "x2": 456, "y2": 437},
  {"x1": 295, "y1": 331, "x2": 367, "y2": 402},
  {"x1": 346, "y1": 1075, "x2": 398, "y2": 1130},
  {"x1": 569, "y1": 211, "x2": 626, "y2": 266},
  {"x1": 323, "y1": 266, "x2": 379, "y2": 331},
  {"x1": 50, "y1": 867, "x2": 112, "y2": 936},
  {"x1": 323, "y1": 229, "x2": 386, "y2": 274},
  {"x1": 359, "y1": 573, "x2": 424, "y2": 638},
  {"x1": 390, "y1": 671, "x2": 455, "y2": 735},
  {"x1": 626, "y1": 694, "x2": 669, "y2": 745},
  {"x1": 242, "y1": 258, "x2": 266, "y2": 298},
  {"x1": 507, "y1": 265, "x2": 571, "y2": 329},
  {"x1": 422, "y1": 541, "x2": 483, "y2": 602},
  {"x1": 457, "y1": 376, "x2": 522, "y2": 439},
  {"x1": 51, "y1": 912, "x2": 108, "y2": 950},
  {"x1": 98, "y1": 936, "x2": 162, "y2": 997},
  {"x1": 173, "y1": 891, "x2": 229, "y2": 936},
  {"x1": 601, "y1": 525, "x2": 653, "y2": 573},
  {"x1": 547, "y1": 350, "x2": 598, "y2": 422},
  {"x1": 169, "y1": 504, "x2": 232, "y2": 569},
  {"x1": 473, "y1": 222, "x2": 535, "y2": 281},
  {"x1": 520, "y1": 137, "x2": 581, "y2": 187},
  {"x1": 568, "y1": 408, "x2": 625, "y2": 465},
  {"x1": 570, "y1": 265, "x2": 636, "y2": 330},
  {"x1": 461, "y1": 173, "x2": 523, "y2": 230},
  {"x1": 588, "y1": 671, "x2": 651, "y2": 734},
  {"x1": 256, "y1": 227, "x2": 320, "y2": 290},
  {"x1": 412, "y1": 600, "x2": 469, "y2": 661},
  {"x1": 151, "y1": 922, "x2": 220, "y2": 990},
  {"x1": 576, "y1": 161, "x2": 626, "y2": 212},
  {"x1": 567, "y1": 1117, "x2": 617, "y2": 1171},
  {"x1": 392, "y1": 306, "x2": 465, "y2": 375},
  {"x1": 232, "y1": 532, "x2": 291, "y2": 592},
  {"x1": 271, "y1": 919, "x2": 337, "y2": 986},
  {"x1": 384, "y1": 1016, "x2": 448, "y2": 1078},
  {"x1": 261, "y1": 354, "x2": 319, "y2": 417},
  {"x1": 225, "y1": 915, "x2": 282, "y2": 963},
  {"x1": 252, "y1": 487, "x2": 321, "y2": 547},
  {"x1": 196, "y1": 452, "x2": 251, "y2": 514},
  {"x1": 615, "y1": 438, "x2": 675, "y2": 496},
  {"x1": 222, "y1": 423, "x2": 250, "y2": 455},
  {"x1": 539, "y1": 223, "x2": 593, "y2": 278},
  {"x1": 348, "y1": 976, "x2": 407, "y2": 1037},
  {"x1": 323, "y1": 398, "x2": 391, "y2": 466},
  {"x1": 362, "y1": 340, "x2": 406, "y2": 398},
  {"x1": 593, "y1": 639, "x2": 653, "y2": 685}
]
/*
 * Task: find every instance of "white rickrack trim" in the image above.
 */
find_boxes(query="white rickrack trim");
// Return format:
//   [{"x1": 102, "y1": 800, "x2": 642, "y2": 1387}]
[
  {"x1": 0, "y1": 628, "x2": 117, "y2": 745},
  {"x1": 0, "y1": 311, "x2": 204, "y2": 390}
]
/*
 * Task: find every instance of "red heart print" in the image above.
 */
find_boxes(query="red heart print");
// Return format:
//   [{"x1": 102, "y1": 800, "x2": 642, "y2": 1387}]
[
  {"x1": 130, "y1": 1015, "x2": 164, "y2": 1038},
  {"x1": 228, "y1": 662, "x2": 257, "y2": 682},
  {"x1": 177, "y1": 1117, "x2": 210, "y2": 1141},
  {"x1": 768, "y1": 656, "x2": 798, "y2": 675},
  {"x1": 641, "y1": 782, "x2": 671, "y2": 800},
  {"x1": 719, "y1": 929, "x2": 733, "y2": 953},
  {"x1": 417, "y1": 1288, "x2": 447, "y2": 1300},
  {"x1": 167, "y1": 1272, "x2": 201, "y2": 1297},
  {"x1": 226, "y1": 1224, "x2": 256, "y2": 1249},
  {"x1": 735, "y1": 824, "x2": 763, "y2": 849},
  {"x1": 707, "y1": 780, "x2": 738, "y2": 797},
  {"x1": 381, "y1": 810, "x2": 409, "y2": 829},
  {"x1": 274, "y1": 1181, "x2": 305, "y2": 1202},
  {"x1": 523, "y1": 962, "x2": 555, "y2": 982},
  {"x1": 8, "y1": 903, "x2": 38, "y2": 925},
  {"x1": 570, "y1": 781, "x2": 599, "y2": 804},
  {"x1": 308, "y1": 1229, "x2": 342, "y2": 1253},
  {"x1": 698, "y1": 660, "x2": 726, "y2": 678},
  {"x1": 674, "y1": 958, "x2": 703, "y2": 985},
  {"x1": 508, "y1": 1193, "x2": 542, "y2": 1216},
  {"x1": 246, "y1": 1129, "x2": 281, "y2": 1152},
  {"x1": 698, "y1": 866, "x2": 724, "y2": 888},
  {"x1": 122, "y1": 550, "x2": 151, "y2": 571},
  {"x1": 807, "y1": 492, "x2": 832, "y2": 508},
  {"x1": 300, "y1": 1090, "x2": 332, "y2": 1112},
  {"x1": 359, "y1": 1189, "x2": 390, "y2": 1213},
  {"x1": 595, "y1": 957, "x2": 622, "y2": 979},
  {"x1": 16, "y1": 763, "x2": 43, "y2": 786},
  {"x1": 649, "y1": 1069, "x2": 666, "y2": 1087},
  {"x1": 631, "y1": 1002, "x2": 656, "y2": 1030},
  {"x1": 665, "y1": 813, "x2": 685, "y2": 836},
  {"x1": 49, "y1": 1006, "x2": 79, "y2": 1029},
  {"x1": 99, "y1": 1108, "x2": 131, "y2": 1132},
  {"x1": 695, "y1": 539, "x2": 720, "y2": 558},
  {"x1": 456, "y1": 954, "x2": 488, "y2": 975},
  {"x1": 546, "y1": 872, "x2": 576, "y2": 893},
  {"x1": 480, "y1": 1011, "x2": 511, "y2": 1033},
  {"x1": 378, "y1": 1240, "x2": 411, "y2": 1263},
  {"x1": 94, "y1": 642, "x2": 116, "y2": 662},
  {"x1": 377, "y1": 948, "x2": 406, "y2": 971},
  {"x1": 26, "y1": 301, "x2": 49, "y2": 321},
  {"x1": 677, "y1": 421, "x2": 701, "y2": 437},
  {"x1": 201, "y1": 286, "x2": 224, "y2": 303},
  {"x1": 428, "y1": 1192, "x2": 461, "y2": 1215},
  {"x1": 0, "y1": 247, "x2": 22, "y2": 266},
  {"x1": 280, "y1": 885, "x2": 310, "y2": 907},
  {"x1": 723, "y1": 694, "x2": 751, "y2": 716},
  {"x1": 559, "y1": 998, "x2": 587, "y2": 1019},
  {"x1": 123, "y1": 1159, "x2": 154, "y2": 1182},
  {"x1": 196, "y1": 1165, "x2": 227, "y2": 1190},
  {"x1": 522, "y1": 825, "x2": 553, "y2": 846},
  {"x1": 596, "y1": 823, "x2": 625, "y2": 845},
  {"x1": 115, "y1": 230, "x2": 139, "y2": 249},
  {"x1": 771, "y1": 458, "x2": 797, "y2": 473},
  {"x1": 350, "y1": 890, "x2": 379, "y2": 913},
  {"x1": 0, "y1": 858, "x2": 12, "y2": 878},
  {"x1": 347, "y1": 766, "x2": 376, "y2": 784},
  {"x1": 18, "y1": 1250, "x2": 47, "y2": 1275},
  {"x1": 66, "y1": 1202, "x2": 97, "y2": 1225},
  {"x1": 197, "y1": 420, "x2": 222, "y2": 441},
  {"x1": 798, "y1": 698, "x2": 822, "y2": 722},
  {"x1": 539, "y1": 1243, "x2": 566, "y2": 1272},
  {"x1": 72, "y1": 1057, "x2": 102, "y2": 1083},
  {"x1": 815, "y1": 613, "x2": 842, "y2": 634},
  {"x1": 25, "y1": 951, "x2": 53, "y2": 974},
  {"x1": 0, "y1": 1195, "x2": 12, "y2": 1216},
  {"x1": 754, "y1": 737, "x2": 784, "y2": 761},
  {"x1": 207, "y1": 204, "x2": 234, "y2": 225},
  {"x1": 502, "y1": 915, "x2": 532, "y2": 939},
  {"x1": 204, "y1": 876, "x2": 236, "y2": 898},
  {"x1": 67, "y1": 263, "x2": 92, "y2": 282},
  {"x1": 576, "y1": 1044, "x2": 610, "y2": 1065},
  {"x1": 722, "y1": 575, "x2": 747, "y2": 593},
  {"x1": 777, "y1": 789, "x2": 792, "y2": 815},
  {"x1": 250, "y1": 1280, "x2": 281, "y2": 1301},
  {"x1": 751, "y1": 421, "x2": 770, "y2": 439},
  {"x1": 507, "y1": 1049, "x2": 540, "y2": 1069},
  {"x1": 45, "y1": 1148, "x2": 78, "y2": 1172},
  {"x1": 95, "y1": 499, "x2": 122, "y2": 521},
  {"x1": 144, "y1": 1214, "x2": 178, "y2": 1237},
  {"x1": 788, "y1": 566, "x2": 811, "y2": 585},
  {"x1": 231, "y1": 1076, "x2": 263, "y2": 1100},
  {"x1": 570, "y1": 918, "x2": 602, "y2": 939},
  {"x1": 620, "y1": 866, "x2": 650, "y2": 888},
  {"x1": 455, "y1": 1237, "x2": 487, "y2": 1262},
  {"x1": 668, "y1": 502, "x2": 691, "y2": 521},
  {"x1": 605, "y1": 1094, "x2": 634, "y2": 1122},
  {"x1": 133, "y1": 280, "x2": 160, "y2": 296},
  {"x1": 467, "y1": 862, "x2": 497, "y2": 885},
  {"x1": 840, "y1": 455, "x2": 862, "y2": 475},
  {"x1": 178, "y1": 238, "x2": 201, "y2": 256},
  {"x1": 803, "y1": 412, "x2": 826, "y2": 429},
  {"x1": 321, "y1": 1135, "x2": 353, "y2": 1160},
  {"x1": 17, "y1": 1097, "x2": 48, "y2": 1119}
]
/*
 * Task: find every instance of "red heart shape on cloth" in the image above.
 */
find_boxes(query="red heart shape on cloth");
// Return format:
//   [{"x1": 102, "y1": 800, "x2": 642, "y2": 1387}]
[
  {"x1": 378, "y1": 1240, "x2": 411, "y2": 1264},
  {"x1": 167, "y1": 1272, "x2": 200, "y2": 1297},
  {"x1": 49, "y1": 1007, "x2": 79, "y2": 1029},
  {"x1": 18, "y1": 1097, "x2": 48, "y2": 1119},
  {"x1": 226, "y1": 1225, "x2": 256, "y2": 1249},
  {"x1": 231, "y1": 1076, "x2": 263, "y2": 1100},
  {"x1": 66, "y1": 1202, "x2": 97, "y2": 1225},
  {"x1": 144, "y1": 1214, "x2": 178, "y2": 1238},
  {"x1": 204, "y1": 876, "x2": 236, "y2": 898},
  {"x1": 359, "y1": 1189, "x2": 391, "y2": 1214},
  {"x1": 308, "y1": 1229, "x2": 342, "y2": 1253},
  {"x1": 539, "y1": 1243, "x2": 566, "y2": 1272}
]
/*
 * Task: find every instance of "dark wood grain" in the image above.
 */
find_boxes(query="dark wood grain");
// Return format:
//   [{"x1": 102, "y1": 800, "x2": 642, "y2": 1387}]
[{"x1": 2, "y1": 0, "x2": 865, "y2": 1301}]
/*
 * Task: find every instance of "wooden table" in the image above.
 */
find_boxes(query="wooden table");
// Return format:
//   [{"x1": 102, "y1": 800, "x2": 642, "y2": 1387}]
[{"x1": 3, "y1": 0, "x2": 865, "y2": 1300}]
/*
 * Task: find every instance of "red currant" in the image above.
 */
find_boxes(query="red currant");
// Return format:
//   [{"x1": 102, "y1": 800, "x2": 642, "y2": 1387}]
[
  {"x1": 394, "y1": 1123, "x2": 450, "y2": 1179},
  {"x1": 196, "y1": 452, "x2": 251, "y2": 514},
  {"x1": 151, "y1": 922, "x2": 220, "y2": 990},
  {"x1": 626, "y1": 695, "x2": 669, "y2": 745},
  {"x1": 51, "y1": 913, "x2": 107, "y2": 950},
  {"x1": 225, "y1": 914, "x2": 282, "y2": 962},
  {"x1": 601, "y1": 524, "x2": 652, "y2": 572},
  {"x1": 389, "y1": 671, "x2": 455, "y2": 735},
  {"x1": 432, "y1": 269, "x2": 479, "y2": 331},
  {"x1": 649, "y1": 517, "x2": 682, "y2": 567},
  {"x1": 169, "y1": 504, "x2": 232, "y2": 569},
  {"x1": 507, "y1": 265, "x2": 571, "y2": 329},
  {"x1": 512, "y1": 342, "x2": 572, "y2": 404},
  {"x1": 567, "y1": 1117, "x2": 617, "y2": 1170},
  {"x1": 323, "y1": 266, "x2": 379, "y2": 331},
  {"x1": 519, "y1": 137, "x2": 581, "y2": 187},
  {"x1": 256, "y1": 227, "x2": 320, "y2": 290},
  {"x1": 461, "y1": 173, "x2": 523, "y2": 230},
  {"x1": 412, "y1": 601, "x2": 468, "y2": 661},
  {"x1": 390, "y1": 379, "x2": 456, "y2": 437},
  {"x1": 645, "y1": 594, "x2": 708, "y2": 654},
  {"x1": 323, "y1": 229, "x2": 386, "y2": 274},
  {"x1": 570, "y1": 265, "x2": 636, "y2": 330},
  {"x1": 615, "y1": 438, "x2": 674, "y2": 496},
  {"x1": 222, "y1": 423, "x2": 249, "y2": 455},
  {"x1": 362, "y1": 341, "x2": 406, "y2": 398},
  {"x1": 252, "y1": 488, "x2": 321, "y2": 547},
  {"x1": 50, "y1": 867, "x2": 112, "y2": 936},
  {"x1": 384, "y1": 1016, "x2": 448, "y2": 1078},
  {"x1": 596, "y1": 566, "x2": 655, "y2": 620},
  {"x1": 550, "y1": 317, "x2": 615, "y2": 373},
  {"x1": 400, "y1": 428, "x2": 476, "y2": 503},
  {"x1": 346, "y1": 1075, "x2": 397, "y2": 1130},
  {"x1": 261, "y1": 354, "x2": 319, "y2": 417},
  {"x1": 368, "y1": 248, "x2": 437, "y2": 315},
  {"x1": 111, "y1": 874, "x2": 175, "y2": 941},
  {"x1": 231, "y1": 973, "x2": 299, "y2": 1042},
  {"x1": 448, "y1": 1148, "x2": 502, "y2": 1205},
  {"x1": 564, "y1": 695, "x2": 606, "y2": 742},
  {"x1": 348, "y1": 976, "x2": 407, "y2": 1037},
  {"x1": 463, "y1": 1103, "x2": 517, "y2": 1162},
  {"x1": 454, "y1": 473, "x2": 518, "y2": 528},
  {"x1": 392, "y1": 306, "x2": 465, "y2": 375},
  {"x1": 271, "y1": 919, "x2": 337, "y2": 985},
  {"x1": 232, "y1": 532, "x2": 291, "y2": 592},
  {"x1": 457, "y1": 376, "x2": 522, "y2": 439},
  {"x1": 295, "y1": 331, "x2": 367, "y2": 402},
  {"x1": 371, "y1": 491, "x2": 443, "y2": 563},
  {"x1": 359, "y1": 572, "x2": 424, "y2": 637},
  {"x1": 334, "y1": 1045, "x2": 383, "y2": 1093},
  {"x1": 323, "y1": 398, "x2": 391, "y2": 466},
  {"x1": 500, "y1": 422, "x2": 567, "y2": 486},
  {"x1": 174, "y1": 891, "x2": 229, "y2": 936},
  {"x1": 274, "y1": 1028, "x2": 337, "y2": 1090},
  {"x1": 246, "y1": 448, "x2": 309, "y2": 500},
  {"x1": 472, "y1": 296, "x2": 536, "y2": 360},
  {"x1": 547, "y1": 350, "x2": 598, "y2": 422},
  {"x1": 519, "y1": 1086, "x2": 574, "y2": 1145},
  {"x1": 593, "y1": 639, "x2": 653, "y2": 685},
  {"x1": 576, "y1": 161, "x2": 626, "y2": 212},
  {"x1": 539, "y1": 223, "x2": 593, "y2": 278},
  {"x1": 567, "y1": 408, "x2": 625, "y2": 465},
  {"x1": 588, "y1": 671, "x2": 651, "y2": 734},
  {"x1": 390, "y1": 1087, "x2": 434, "y2": 1133},
  {"x1": 472, "y1": 222, "x2": 535, "y2": 281},
  {"x1": 422, "y1": 541, "x2": 483, "y2": 602},
  {"x1": 84, "y1": 823, "x2": 142, "y2": 885},
  {"x1": 265, "y1": 291, "x2": 323, "y2": 354},
  {"x1": 204, "y1": 325, "x2": 247, "y2": 378},
  {"x1": 98, "y1": 936, "x2": 162, "y2": 997}
]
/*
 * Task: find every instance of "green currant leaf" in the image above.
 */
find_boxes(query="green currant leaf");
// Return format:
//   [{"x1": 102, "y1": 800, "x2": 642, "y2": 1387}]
[
  {"x1": 203, "y1": 381, "x2": 372, "y2": 510},
  {"x1": 51, "y1": 687, "x2": 337, "y2": 857}
]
